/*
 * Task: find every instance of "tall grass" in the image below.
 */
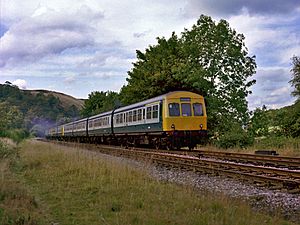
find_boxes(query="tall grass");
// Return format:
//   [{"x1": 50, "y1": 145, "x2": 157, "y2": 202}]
[
  {"x1": 14, "y1": 140, "x2": 294, "y2": 225},
  {"x1": 0, "y1": 129, "x2": 29, "y2": 144},
  {"x1": 252, "y1": 136, "x2": 300, "y2": 156},
  {"x1": 206, "y1": 136, "x2": 300, "y2": 157},
  {"x1": 0, "y1": 140, "x2": 47, "y2": 224}
]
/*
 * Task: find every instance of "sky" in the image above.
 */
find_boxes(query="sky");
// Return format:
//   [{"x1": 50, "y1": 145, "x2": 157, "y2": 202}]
[{"x1": 1, "y1": 0, "x2": 300, "y2": 110}]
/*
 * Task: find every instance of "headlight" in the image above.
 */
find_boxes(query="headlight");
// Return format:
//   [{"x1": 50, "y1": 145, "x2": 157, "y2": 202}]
[
  {"x1": 200, "y1": 124, "x2": 203, "y2": 129},
  {"x1": 171, "y1": 124, "x2": 175, "y2": 129}
]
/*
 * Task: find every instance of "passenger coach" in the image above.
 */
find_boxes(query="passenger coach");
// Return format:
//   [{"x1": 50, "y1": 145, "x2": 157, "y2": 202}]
[{"x1": 46, "y1": 91, "x2": 207, "y2": 150}]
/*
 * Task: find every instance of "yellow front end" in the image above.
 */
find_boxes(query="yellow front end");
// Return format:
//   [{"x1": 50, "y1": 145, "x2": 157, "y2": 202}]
[{"x1": 162, "y1": 92, "x2": 207, "y2": 132}]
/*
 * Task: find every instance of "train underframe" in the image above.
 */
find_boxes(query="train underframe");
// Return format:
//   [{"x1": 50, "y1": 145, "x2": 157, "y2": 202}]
[{"x1": 50, "y1": 130, "x2": 207, "y2": 150}]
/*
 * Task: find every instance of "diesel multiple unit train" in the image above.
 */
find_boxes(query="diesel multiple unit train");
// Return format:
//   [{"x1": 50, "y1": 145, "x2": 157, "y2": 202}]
[{"x1": 46, "y1": 91, "x2": 207, "y2": 150}]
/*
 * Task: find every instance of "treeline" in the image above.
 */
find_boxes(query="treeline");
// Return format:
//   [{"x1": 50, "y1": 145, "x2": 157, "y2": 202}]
[
  {"x1": 252, "y1": 102, "x2": 300, "y2": 138},
  {"x1": 0, "y1": 82, "x2": 80, "y2": 140}
]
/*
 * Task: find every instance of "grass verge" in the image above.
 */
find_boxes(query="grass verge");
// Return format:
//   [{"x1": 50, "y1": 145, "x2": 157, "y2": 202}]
[
  {"x1": 205, "y1": 136, "x2": 300, "y2": 157},
  {"x1": 0, "y1": 140, "x2": 48, "y2": 224},
  {"x1": 14, "y1": 140, "x2": 297, "y2": 225}
]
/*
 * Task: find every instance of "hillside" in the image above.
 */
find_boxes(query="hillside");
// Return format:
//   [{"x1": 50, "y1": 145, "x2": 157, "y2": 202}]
[
  {"x1": 27, "y1": 89, "x2": 84, "y2": 111},
  {"x1": 0, "y1": 83, "x2": 84, "y2": 136},
  {"x1": 252, "y1": 100, "x2": 300, "y2": 139}
]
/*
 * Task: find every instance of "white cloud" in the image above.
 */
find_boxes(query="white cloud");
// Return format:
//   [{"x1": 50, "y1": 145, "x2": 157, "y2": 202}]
[
  {"x1": 12, "y1": 79, "x2": 27, "y2": 89},
  {"x1": 64, "y1": 75, "x2": 76, "y2": 85},
  {"x1": 0, "y1": 5, "x2": 100, "y2": 67}
]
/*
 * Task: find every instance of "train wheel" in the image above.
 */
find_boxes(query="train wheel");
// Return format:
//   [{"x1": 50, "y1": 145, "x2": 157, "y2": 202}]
[
  {"x1": 188, "y1": 144, "x2": 195, "y2": 150},
  {"x1": 154, "y1": 142, "x2": 161, "y2": 150},
  {"x1": 176, "y1": 144, "x2": 181, "y2": 150},
  {"x1": 166, "y1": 142, "x2": 174, "y2": 150}
]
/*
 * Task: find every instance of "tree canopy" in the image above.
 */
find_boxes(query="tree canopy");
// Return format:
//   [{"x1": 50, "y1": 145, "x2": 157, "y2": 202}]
[
  {"x1": 290, "y1": 56, "x2": 300, "y2": 99},
  {"x1": 80, "y1": 91, "x2": 120, "y2": 117},
  {"x1": 120, "y1": 15, "x2": 257, "y2": 133}
]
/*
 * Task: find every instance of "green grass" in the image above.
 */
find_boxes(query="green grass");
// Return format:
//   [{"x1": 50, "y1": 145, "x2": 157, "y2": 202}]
[
  {"x1": 0, "y1": 140, "x2": 47, "y2": 224},
  {"x1": 252, "y1": 136, "x2": 300, "y2": 156},
  {"x1": 2, "y1": 140, "x2": 297, "y2": 225},
  {"x1": 206, "y1": 136, "x2": 300, "y2": 157}
]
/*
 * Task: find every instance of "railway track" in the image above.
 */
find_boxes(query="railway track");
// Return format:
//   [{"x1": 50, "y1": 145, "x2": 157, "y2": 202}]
[
  {"x1": 45, "y1": 140, "x2": 300, "y2": 193},
  {"x1": 136, "y1": 148, "x2": 300, "y2": 170},
  {"x1": 195, "y1": 149, "x2": 300, "y2": 170}
]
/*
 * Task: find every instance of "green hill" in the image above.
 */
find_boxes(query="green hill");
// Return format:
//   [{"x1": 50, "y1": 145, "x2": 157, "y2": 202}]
[
  {"x1": 0, "y1": 83, "x2": 84, "y2": 136},
  {"x1": 28, "y1": 89, "x2": 84, "y2": 111},
  {"x1": 265, "y1": 101, "x2": 300, "y2": 137}
]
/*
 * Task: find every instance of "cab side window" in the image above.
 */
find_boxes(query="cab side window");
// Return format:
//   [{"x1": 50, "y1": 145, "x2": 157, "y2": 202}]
[
  {"x1": 193, "y1": 103, "x2": 203, "y2": 116},
  {"x1": 169, "y1": 103, "x2": 180, "y2": 116}
]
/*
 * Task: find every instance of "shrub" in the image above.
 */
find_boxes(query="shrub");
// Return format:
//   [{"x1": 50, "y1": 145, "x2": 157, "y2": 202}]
[
  {"x1": 254, "y1": 135, "x2": 300, "y2": 150},
  {"x1": 214, "y1": 124, "x2": 254, "y2": 149},
  {"x1": 4, "y1": 129, "x2": 29, "y2": 144}
]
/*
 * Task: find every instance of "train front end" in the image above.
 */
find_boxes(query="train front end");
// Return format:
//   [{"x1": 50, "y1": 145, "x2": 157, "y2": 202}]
[{"x1": 163, "y1": 91, "x2": 207, "y2": 149}]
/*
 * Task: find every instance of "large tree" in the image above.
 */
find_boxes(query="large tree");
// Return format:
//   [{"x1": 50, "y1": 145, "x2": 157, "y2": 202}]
[
  {"x1": 120, "y1": 15, "x2": 256, "y2": 132},
  {"x1": 81, "y1": 91, "x2": 120, "y2": 117},
  {"x1": 290, "y1": 56, "x2": 300, "y2": 98},
  {"x1": 0, "y1": 102, "x2": 24, "y2": 134},
  {"x1": 120, "y1": 33, "x2": 187, "y2": 105}
]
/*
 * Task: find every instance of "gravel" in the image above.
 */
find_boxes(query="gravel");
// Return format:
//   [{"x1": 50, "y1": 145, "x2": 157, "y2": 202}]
[{"x1": 150, "y1": 166, "x2": 300, "y2": 222}]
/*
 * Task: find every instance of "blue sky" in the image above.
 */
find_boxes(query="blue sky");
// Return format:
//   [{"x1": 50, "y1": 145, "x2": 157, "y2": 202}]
[{"x1": 1, "y1": 0, "x2": 300, "y2": 109}]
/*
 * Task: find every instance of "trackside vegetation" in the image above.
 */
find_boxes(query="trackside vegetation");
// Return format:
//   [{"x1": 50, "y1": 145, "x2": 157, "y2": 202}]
[
  {"x1": 0, "y1": 140, "x2": 47, "y2": 224},
  {"x1": 0, "y1": 140, "x2": 295, "y2": 225}
]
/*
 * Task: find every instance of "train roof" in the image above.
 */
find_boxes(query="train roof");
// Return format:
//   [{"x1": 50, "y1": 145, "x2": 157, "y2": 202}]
[
  {"x1": 114, "y1": 93, "x2": 165, "y2": 113},
  {"x1": 114, "y1": 91, "x2": 203, "y2": 113},
  {"x1": 88, "y1": 110, "x2": 112, "y2": 119}
]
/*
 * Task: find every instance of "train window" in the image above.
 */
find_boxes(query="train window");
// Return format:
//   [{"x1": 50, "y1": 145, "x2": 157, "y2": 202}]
[
  {"x1": 169, "y1": 103, "x2": 180, "y2": 116},
  {"x1": 146, "y1": 107, "x2": 152, "y2": 119},
  {"x1": 181, "y1": 103, "x2": 192, "y2": 116},
  {"x1": 133, "y1": 110, "x2": 137, "y2": 122},
  {"x1": 120, "y1": 113, "x2": 123, "y2": 124},
  {"x1": 143, "y1": 108, "x2": 145, "y2": 120},
  {"x1": 138, "y1": 109, "x2": 142, "y2": 121},
  {"x1": 126, "y1": 112, "x2": 129, "y2": 123},
  {"x1": 129, "y1": 111, "x2": 133, "y2": 122},
  {"x1": 152, "y1": 105, "x2": 158, "y2": 118},
  {"x1": 193, "y1": 103, "x2": 203, "y2": 116}
]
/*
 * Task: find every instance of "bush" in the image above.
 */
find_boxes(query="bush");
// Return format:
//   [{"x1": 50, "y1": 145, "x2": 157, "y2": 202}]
[
  {"x1": 0, "y1": 141, "x2": 18, "y2": 159},
  {"x1": 254, "y1": 135, "x2": 300, "y2": 150},
  {"x1": 214, "y1": 125, "x2": 254, "y2": 149},
  {"x1": 4, "y1": 129, "x2": 29, "y2": 144}
]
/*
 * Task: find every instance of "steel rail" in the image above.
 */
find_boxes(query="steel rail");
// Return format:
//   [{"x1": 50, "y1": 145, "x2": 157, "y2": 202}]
[{"x1": 195, "y1": 150, "x2": 300, "y2": 169}]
